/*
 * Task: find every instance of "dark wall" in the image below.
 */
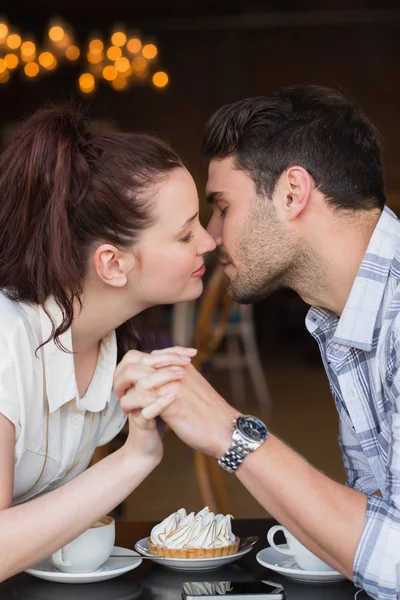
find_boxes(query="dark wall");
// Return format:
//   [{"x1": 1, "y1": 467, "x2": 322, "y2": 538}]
[{"x1": 1, "y1": 14, "x2": 400, "y2": 215}]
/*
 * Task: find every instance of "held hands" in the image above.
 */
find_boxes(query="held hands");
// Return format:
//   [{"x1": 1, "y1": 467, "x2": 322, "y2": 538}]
[
  {"x1": 114, "y1": 347, "x2": 197, "y2": 465},
  {"x1": 114, "y1": 347, "x2": 240, "y2": 460}
]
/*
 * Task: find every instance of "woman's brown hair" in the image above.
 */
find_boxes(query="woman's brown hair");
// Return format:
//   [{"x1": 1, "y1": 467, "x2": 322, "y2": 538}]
[{"x1": 0, "y1": 106, "x2": 183, "y2": 357}]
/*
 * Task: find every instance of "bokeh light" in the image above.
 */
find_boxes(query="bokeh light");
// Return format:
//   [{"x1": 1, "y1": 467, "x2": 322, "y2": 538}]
[
  {"x1": 0, "y1": 69, "x2": 10, "y2": 83},
  {"x1": 142, "y1": 43, "x2": 157, "y2": 59},
  {"x1": 126, "y1": 37, "x2": 142, "y2": 53},
  {"x1": 48, "y1": 25, "x2": 64, "y2": 42},
  {"x1": 106, "y1": 46, "x2": 122, "y2": 61},
  {"x1": 6, "y1": 33, "x2": 22, "y2": 49},
  {"x1": 65, "y1": 45, "x2": 80, "y2": 60},
  {"x1": 79, "y1": 72, "x2": 95, "y2": 93},
  {"x1": 24, "y1": 62, "x2": 39, "y2": 77},
  {"x1": 111, "y1": 31, "x2": 126, "y2": 47},
  {"x1": 114, "y1": 57, "x2": 130, "y2": 74},
  {"x1": 0, "y1": 23, "x2": 9, "y2": 42},
  {"x1": 38, "y1": 51, "x2": 57, "y2": 70},
  {"x1": 152, "y1": 71, "x2": 169, "y2": 88},
  {"x1": 4, "y1": 53, "x2": 18, "y2": 69},
  {"x1": 89, "y1": 39, "x2": 104, "y2": 53},
  {"x1": 102, "y1": 65, "x2": 118, "y2": 81}
]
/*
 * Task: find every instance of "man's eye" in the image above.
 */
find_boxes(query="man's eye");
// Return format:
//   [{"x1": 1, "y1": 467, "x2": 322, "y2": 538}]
[{"x1": 219, "y1": 207, "x2": 227, "y2": 218}]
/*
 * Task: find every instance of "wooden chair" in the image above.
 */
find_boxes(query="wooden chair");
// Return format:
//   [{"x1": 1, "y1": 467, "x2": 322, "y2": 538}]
[{"x1": 191, "y1": 264, "x2": 235, "y2": 515}]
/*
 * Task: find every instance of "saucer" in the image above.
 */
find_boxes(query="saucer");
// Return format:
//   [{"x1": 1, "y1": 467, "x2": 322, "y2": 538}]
[
  {"x1": 25, "y1": 546, "x2": 142, "y2": 584},
  {"x1": 135, "y1": 537, "x2": 253, "y2": 571},
  {"x1": 256, "y1": 545, "x2": 346, "y2": 584}
]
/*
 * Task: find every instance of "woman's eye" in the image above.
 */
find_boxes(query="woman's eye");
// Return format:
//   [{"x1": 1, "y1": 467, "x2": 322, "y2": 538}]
[
  {"x1": 219, "y1": 207, "x2": 227, "y2": 218},
  {"x1": 180, "y1": 231, "x2": 194, "y2": 243}
]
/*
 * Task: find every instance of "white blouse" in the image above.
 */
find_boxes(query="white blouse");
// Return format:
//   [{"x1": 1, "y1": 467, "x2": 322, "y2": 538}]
[{"x1": 0, "y1": 293, "x2": 127, "y2": 505}]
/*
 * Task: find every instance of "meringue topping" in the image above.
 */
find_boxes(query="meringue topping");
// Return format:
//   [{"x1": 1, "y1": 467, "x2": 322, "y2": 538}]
[{"x1": 150, "y1": 507, "x2": 236, "y2": 549}]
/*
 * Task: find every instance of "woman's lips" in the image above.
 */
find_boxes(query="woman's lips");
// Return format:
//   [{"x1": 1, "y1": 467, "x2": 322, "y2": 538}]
[{"x1": 191, "y1": 264, "x2": 206, "y2": 277}]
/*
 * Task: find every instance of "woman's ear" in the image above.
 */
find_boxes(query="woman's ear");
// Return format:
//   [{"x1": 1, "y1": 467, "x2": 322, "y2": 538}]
[{"x1": 93, "y1": 244, "x2": 136, "y2": 288}]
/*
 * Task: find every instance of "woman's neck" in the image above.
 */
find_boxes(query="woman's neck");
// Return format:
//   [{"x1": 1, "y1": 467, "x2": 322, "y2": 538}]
[{"x1": 71, "y1": 284, "x2": 145, "y2": 355}]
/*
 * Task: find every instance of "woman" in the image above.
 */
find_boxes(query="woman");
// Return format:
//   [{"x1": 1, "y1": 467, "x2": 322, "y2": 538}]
[{"x1": 0, "y1": 106, "x2": 215, "y2": 581}]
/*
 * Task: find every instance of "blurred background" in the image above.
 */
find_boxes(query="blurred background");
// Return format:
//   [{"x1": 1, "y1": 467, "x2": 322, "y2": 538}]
[{"x1": 3, "y1": 0, "x2": 400, "y2": 520}]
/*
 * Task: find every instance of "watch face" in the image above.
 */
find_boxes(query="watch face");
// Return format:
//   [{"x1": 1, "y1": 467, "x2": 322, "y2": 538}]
[{"x1": 237, "y1": 416, "x2": 267, "y2": 442}]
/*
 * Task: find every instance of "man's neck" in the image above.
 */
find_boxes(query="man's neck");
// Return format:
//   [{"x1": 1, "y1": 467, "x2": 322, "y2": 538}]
[{"x1": 295, "y1": 209, "x2": 382, "y2": 316}]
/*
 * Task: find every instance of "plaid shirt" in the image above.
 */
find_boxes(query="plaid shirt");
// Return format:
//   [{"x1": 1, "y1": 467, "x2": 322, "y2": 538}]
[{"x1": 306, "y1": 206, "x2": 400, "y2": 599}]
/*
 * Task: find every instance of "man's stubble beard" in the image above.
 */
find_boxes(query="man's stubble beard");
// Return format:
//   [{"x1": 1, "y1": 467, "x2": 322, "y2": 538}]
[{"x1": 223, "y1": 201, "x2": 323, "y2": 305}]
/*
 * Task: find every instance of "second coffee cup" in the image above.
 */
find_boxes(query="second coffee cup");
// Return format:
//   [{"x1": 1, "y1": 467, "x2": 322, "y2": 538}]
[{"x1": 267, "y1": 525, "x2": 334, "y2": 572}]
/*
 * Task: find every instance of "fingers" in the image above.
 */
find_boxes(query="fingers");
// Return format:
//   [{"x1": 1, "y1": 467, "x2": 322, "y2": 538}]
[
  {"x1": 114, "y1": 363, "x2": 154, "y2": 400},
  {"x1": 135, "y1": 368, "x2": 185, "y2": 393},
  {"x1": 141, "y1": 393, "x2": 176, "y2": 420},
  {"x1": 120, "y1": 379, "x2": 178, "y2": 414},
  {"x1": 151, "y1": 347, "x2": 197, "y2": 357},
  {"x1": 114, "y1": 348, "x2": 196, "y2": 399}
]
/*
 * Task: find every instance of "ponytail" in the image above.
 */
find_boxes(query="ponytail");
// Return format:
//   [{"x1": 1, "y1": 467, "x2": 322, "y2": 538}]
[{"x1": 0, "y1": 106, "x2": 183, "y2": 351}]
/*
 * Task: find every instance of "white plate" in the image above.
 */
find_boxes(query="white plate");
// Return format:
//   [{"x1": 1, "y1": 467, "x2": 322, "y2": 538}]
[
  {"x1": 256, "y1": 545, "x2": 346, "y2": 584},
  {"x1": 25, "y1": 546, "x2": 142, "y2": 584},
  {"x1": 134, "y1": 537, "x2": 253, "y2": 571}
]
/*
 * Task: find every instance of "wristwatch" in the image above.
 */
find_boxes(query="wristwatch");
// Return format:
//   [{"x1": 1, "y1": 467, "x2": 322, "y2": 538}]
[{"x1": 218, "y1": 415, "x2": 268, "y2": 473}]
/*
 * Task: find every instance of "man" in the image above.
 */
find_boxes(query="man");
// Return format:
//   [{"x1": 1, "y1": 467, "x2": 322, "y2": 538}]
[{"x1": 115, "y1": 85, "x2": 400, "y2": 599}]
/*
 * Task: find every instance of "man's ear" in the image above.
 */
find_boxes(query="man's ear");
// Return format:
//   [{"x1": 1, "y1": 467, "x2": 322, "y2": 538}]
[
  {"x1": 93, "y1": 244, "x2": 137, "y2": 288},
  {"x1": 279, "y1": 166, "x2": 313, "y2": 221}
]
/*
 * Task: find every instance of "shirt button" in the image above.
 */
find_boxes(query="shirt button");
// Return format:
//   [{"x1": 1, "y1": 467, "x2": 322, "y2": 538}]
[{"x1": 71, "y1": 415, "x2": 82, "y2": 425}]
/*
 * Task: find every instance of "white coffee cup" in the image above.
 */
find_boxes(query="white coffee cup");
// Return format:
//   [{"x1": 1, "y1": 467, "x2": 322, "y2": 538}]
[
  {"x1": 267, "y1": 525, "x2": 334, "y2": 572},
  {"x1": 50, "y1": 516, "x2": 115, "y2": 573}
]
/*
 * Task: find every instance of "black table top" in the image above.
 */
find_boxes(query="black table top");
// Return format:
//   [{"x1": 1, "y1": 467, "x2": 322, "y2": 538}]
[{"x1": 0, "y1": 519, "x2": 370, "y2": 599}]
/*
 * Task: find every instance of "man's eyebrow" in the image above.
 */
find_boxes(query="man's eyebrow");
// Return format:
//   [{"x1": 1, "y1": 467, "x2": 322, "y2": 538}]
[
  {"x1": 179, "y1": 212, "x2": 198, "y2": 231},
  {"x1": 206, "y1": 191, "x2": 224, "y2": 204}
]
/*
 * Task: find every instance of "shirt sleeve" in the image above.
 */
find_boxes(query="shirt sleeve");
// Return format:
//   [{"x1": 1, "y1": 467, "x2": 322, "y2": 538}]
[
  {"x1": 339, "y1": 413, "x2": 379, "y2": 495},
  {"x1": 353, "y1": 321, "x2": 400, "y2": 599},
  {"x1": 0, "y1": 333, "x2": 21, "y2": 439},
  {"x1": 96, "y1": 391, "x2": 127, "y2": 447}
]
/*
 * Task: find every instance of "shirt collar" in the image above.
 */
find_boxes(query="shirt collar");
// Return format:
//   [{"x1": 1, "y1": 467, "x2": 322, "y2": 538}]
[
  {"x1": 307, "y1": 206, "x2": 400, "y2": 351},
  {"x1": 39, "y1": 297, "x2": 117, "y2": 413}
]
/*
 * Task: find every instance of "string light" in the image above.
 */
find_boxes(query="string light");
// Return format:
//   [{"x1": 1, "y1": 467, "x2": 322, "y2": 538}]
[
  {"x1": 65, "y1": 45, "x2": 80, "y2": 60},
  {"x1": 0, "y1": 23, "x2": 8, "y2": 42},
  {"x1": 89, "y1": 39, "x2": 103, "y2": 53},
  {"x1": 111, "y1": 76, "x2": 128, "y2": 90},
  {"x1": 111, "y1": 31, "x2": 126, "y2": 47},
  {"x1": 20, "y1": 41, "x2": 36, "y2": 61},
  {"x1": 106, "y1": 46, "x2": 122, "y2": 61},
  {"x1": 152, "y1": 71, "x2": 169, "y2": 88},
  {"x1": 126, "y1": 37, "x2": 142, "y2": 53},
  {"x1": 142, "y1": 43, "x2": 157, "y2": 59},
  {"x1": 24, "y1": 62, "x2": 39, "y2": 77},
  {"x1": 0, "y1": 69, "x2": 10, "y2": 83},
  {"x1": 6, "y1": 33, "x2": 21, "y2": 49},
  {"x1": 79, "y1": 72, "x2": 95, "y2": 93},
  {"x1": 0, "y1": 18, "x2": 168, "y2": 93},
  {"x1": 102, "y1": 65, "x2": 117, "y2": 81},
  {"x1": 38, "y1": 51, "x2": 57, "y2": 70},
  {"x1": 131, "y1": 56, "x2": 147, "y2": 73},
  {"x1": 4, "y1": 53, "x2": 18, "y2": 69},
  {"x1": 87, "y1": 51, "x2": 103, "y2": 65},
  {"x1": 48, "y1": 25, "x2": 64, "y2": 42},
  {"x1": 114, "y1": 56, "x2": 130, "y2": 74}
]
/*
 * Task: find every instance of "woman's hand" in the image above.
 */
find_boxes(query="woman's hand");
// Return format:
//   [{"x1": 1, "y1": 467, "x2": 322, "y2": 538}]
[
  {"x1": 115, "y1": 346, "x2": 197, "y2": 465},
  {"x1": 114, "y1": 347, "x2": 197, "y2": 400}
]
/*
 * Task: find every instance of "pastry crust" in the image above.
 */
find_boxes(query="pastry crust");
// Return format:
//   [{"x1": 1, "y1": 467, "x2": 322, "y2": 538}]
[{"x1": 148, "y1": 536, "x2": 240, "y2": 558}]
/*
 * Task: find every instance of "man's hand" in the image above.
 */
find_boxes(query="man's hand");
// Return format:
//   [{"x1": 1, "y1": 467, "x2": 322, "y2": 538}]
[{"x1": 119, "y1": 362, "x2": 241, "y2": 460}]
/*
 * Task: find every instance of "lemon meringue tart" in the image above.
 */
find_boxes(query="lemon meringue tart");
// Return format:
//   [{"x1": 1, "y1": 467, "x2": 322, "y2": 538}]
[{"x1": 148, "y1": 507, "x2": 240, "y2": 558}]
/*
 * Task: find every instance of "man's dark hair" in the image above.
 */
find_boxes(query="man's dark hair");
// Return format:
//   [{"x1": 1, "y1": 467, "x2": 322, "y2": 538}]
[{"x1": 202, "y1": 85, "x2": 386, "y2": 211}]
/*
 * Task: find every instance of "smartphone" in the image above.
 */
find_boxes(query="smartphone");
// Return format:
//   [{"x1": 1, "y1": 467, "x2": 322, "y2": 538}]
[{"x1": 181, "y1": 580, "x2": 285, "y2": 600}]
